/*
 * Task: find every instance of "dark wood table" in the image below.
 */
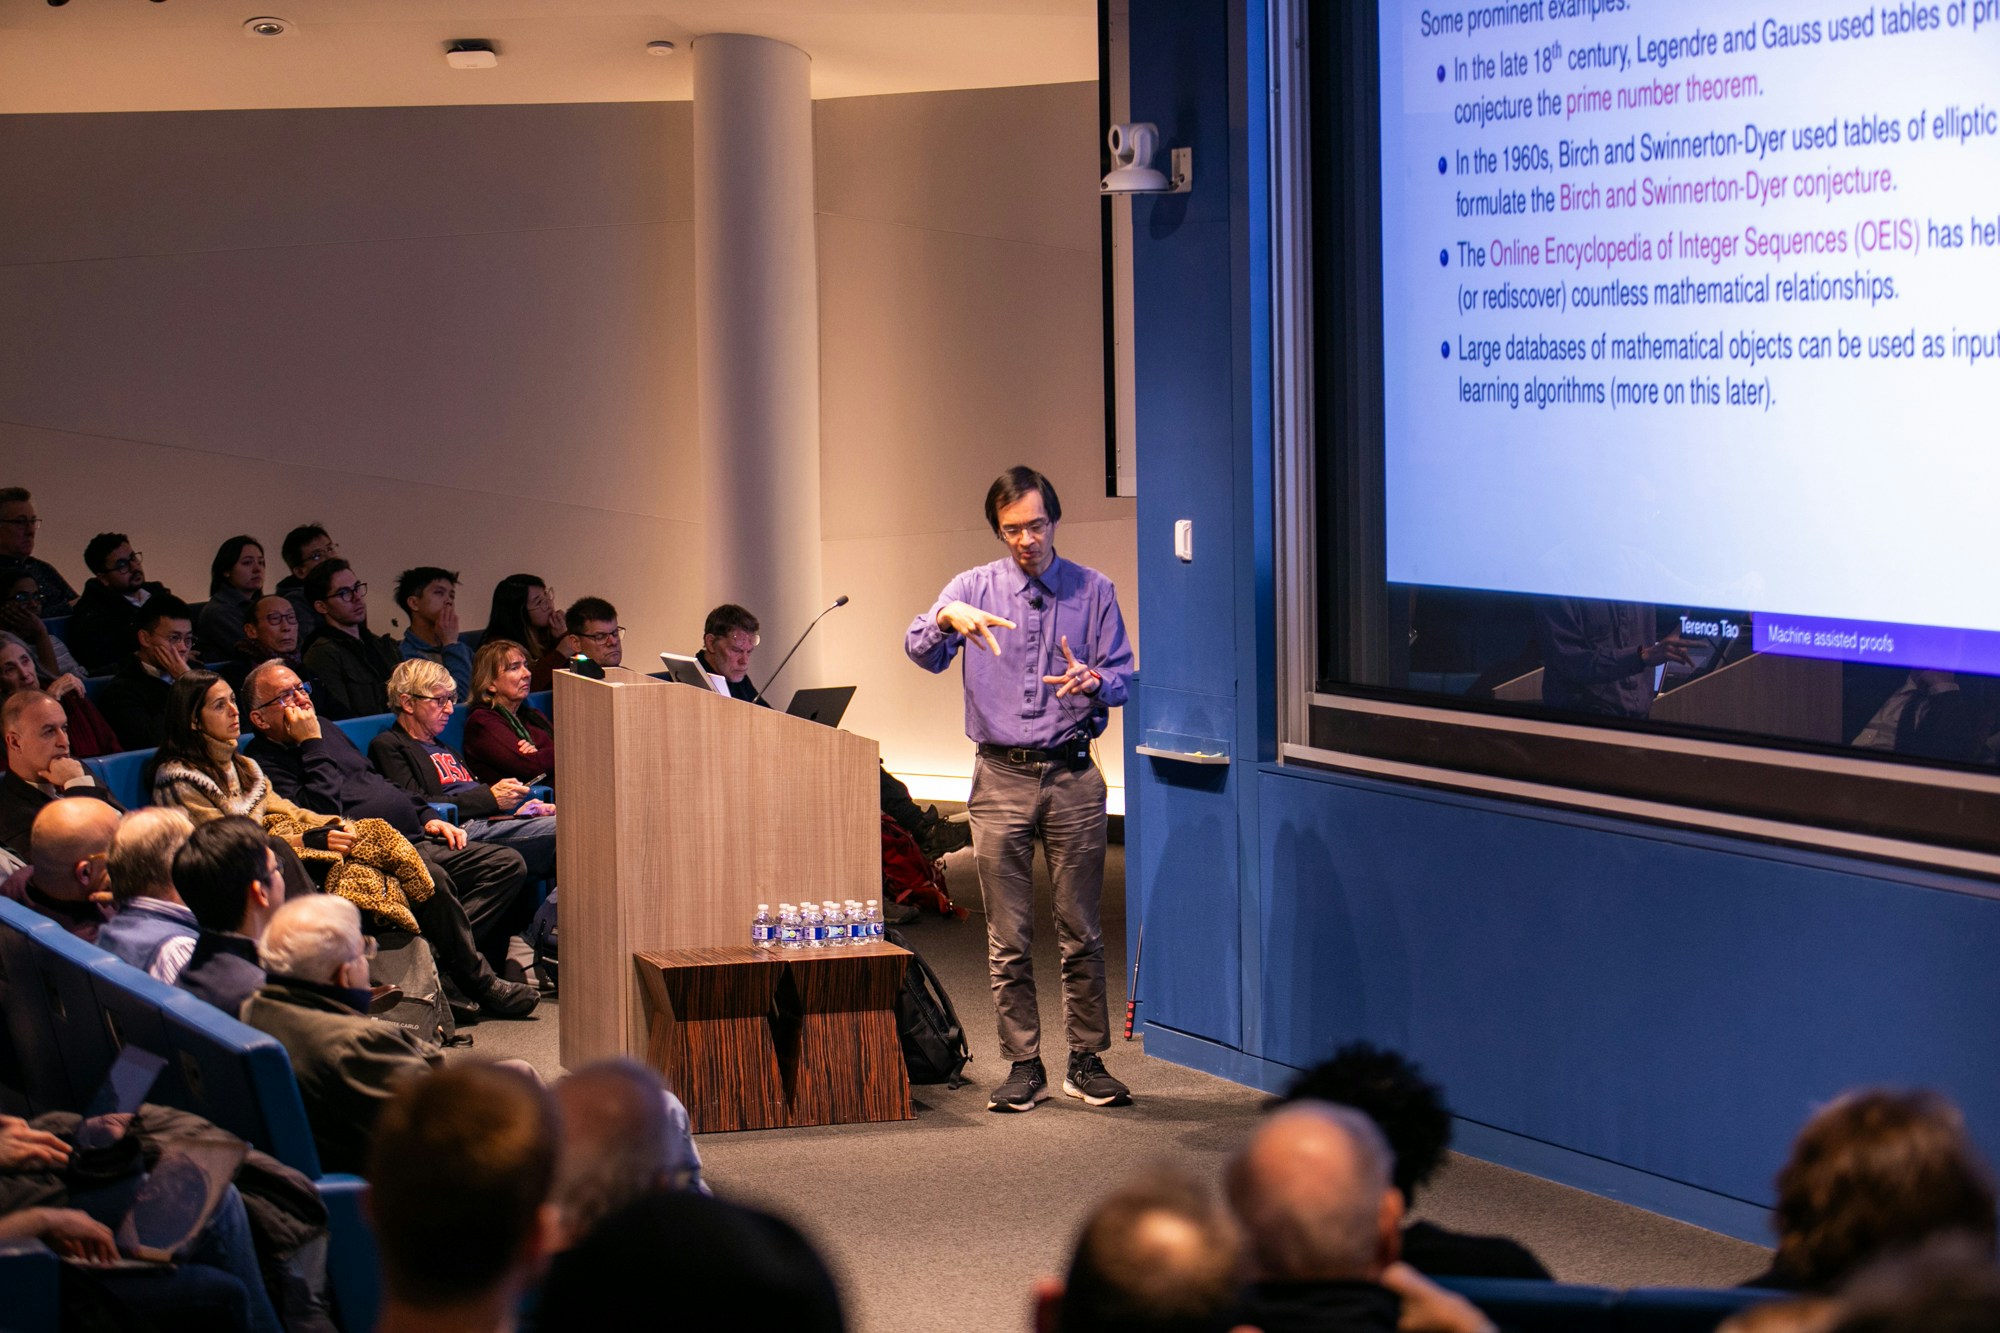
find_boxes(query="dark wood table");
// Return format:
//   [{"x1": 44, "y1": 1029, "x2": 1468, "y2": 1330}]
[{"x1": 633, "y1": 942, "x2": 914, "y2": 1133}]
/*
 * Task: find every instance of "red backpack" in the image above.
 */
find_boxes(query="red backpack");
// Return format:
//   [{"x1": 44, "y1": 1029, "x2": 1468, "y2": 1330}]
[{"x1": 881, "y1": 815, "x2": 963, "y2": 918}]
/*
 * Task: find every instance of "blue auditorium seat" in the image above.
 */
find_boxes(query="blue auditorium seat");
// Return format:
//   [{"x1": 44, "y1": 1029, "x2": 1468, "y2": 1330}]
[
  {"x1": 85, "y1": 748, "x2": 155, "y2": 810},
  {"x1": 333, "y1": 711, "x2": 393, "y2": 752},
  {"x1": 82, "y1": 673, "x2": 115, "y2": 701},
  {"x1": 0, "y1": 895, "x2": 380, "y2": 1331},
  {"x1": 437, "y1": 707, "x2": 467, "y2": 755},
  {"x1": 0, "y1": 1241, "x2": 58, "y2": 1333},
  {"x1": 527, "y1": 689, "x2": 552, "y2": 716},
  {"x1": 457, "y1": 628, "x2": 483, "y2": 650},
  {"x1": 1618, "y1": 1286, "x2": 1780, "y2": 1331},
  {"x1": 43, "y1": 614, "x2": 70, "y2": 642},
  {"x1": 1440, "y1": 1277, "x2": 1620, "y2": 1333}
]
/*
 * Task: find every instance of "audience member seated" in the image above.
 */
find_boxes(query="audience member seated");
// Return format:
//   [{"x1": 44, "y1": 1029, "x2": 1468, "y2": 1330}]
[
  {"x1": 274, "y1": 523, "x2": 337, "y2": 644},
  {"x1": 465, "y1": 638, "x2": 556, "y2": 787},
  {"x1": 0, "y1": 1111, "x2": 282, "y2": 1333},
  {"x1": 172, "y1": 816, "x2": 286, "y2": 1018},
  {"x1": 0, "y1": 487, "x2": 77, "y2": 615},
  {"x1": 197, "y1": 535, "x2": 267, "y2": 661},
  {"x1": 66, "y1": 532, "x2": 174, "y2": 674},
  {"x1": 486, "y1": 573, "x2": 563, "y2": 669},
  {"x1": 242, "y1": 896, "x2": 443, "y2": 1176},
  {"x1": 0, "y1": 798, "x2": 118, "y2": 943},
  {"x1": 149, "y1": 669, "x2": 356, "y2": 901},
  {"x1": 242, "y1": 660, "x2": 538, "y2": 1018},
  {"x1": 0, "y1": 688, "x2": 122, "y2": 861},
  {"x1": 529, "y1": 595, "x2": 622, "y2": 690},
  {"x1": 1827, "y1": 1234, "x2": 2000, "y2": 1333},
  {"x1": 1719, "y1": 1298, "x2": 1841, "y2": 1333},
  {"x1": 368, "y1": 1064, "x2": 559, "y2": 1333},
  {"x1": 1281, "y1": 1042, "x2": 1551, "y2": 1280},
  {"x1": 218, "y1": 593, "x2": 318, "y2": 694},
  {"x1": 1747, "y1": 1088, "x2": 1998, "y2": 1294},
  {"x1": 0, "y1": 558, "x2": 86, "y2": 681},
  {"x1": 373, "y1": 659, "x2": 556, "y2": 880},
  {"x1": 536, "y1": 1190, "x2": 844, "y2": 1333},
  {"x1": 0, "y1": 630, "x2": 117, "y2": 759},
  {"x1": 299, "y1": 558, "x2": 399, "y2": 720},
  {"x1": 95, "y1": 595, "x2": 196, "y2": 750},
  {"x1": 549, "y1": 1059, "x2": 705, "y2": 1252},
  {"x1": 397, "y1": 566, "x2": 473, "y2": 702},
  {"x1": 96, "y1": 806, "x2": 200, "y2": 983},
  {"x1": 1225, "y1": 1102, "x2": 1495, "y2": 1333},
  {"x1": 1032, "y1": 1170, "x2": 1247, "y2": 1333}
]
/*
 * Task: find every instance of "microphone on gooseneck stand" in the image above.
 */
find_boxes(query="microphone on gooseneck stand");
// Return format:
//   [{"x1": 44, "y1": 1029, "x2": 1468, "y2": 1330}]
[{"x1": 753, "y1": 595, "x2": 850, "y2": 704}]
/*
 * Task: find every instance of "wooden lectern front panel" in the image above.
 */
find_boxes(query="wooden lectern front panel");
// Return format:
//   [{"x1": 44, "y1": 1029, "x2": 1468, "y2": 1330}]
[{"x1": 557, "y1": 668, "x2": 881, "y2": 1069}]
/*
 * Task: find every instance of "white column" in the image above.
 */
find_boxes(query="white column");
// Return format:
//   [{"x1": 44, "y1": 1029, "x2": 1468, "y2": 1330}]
[{"x1": 693, "y1": 33, "x2": 827, "y2": 691}]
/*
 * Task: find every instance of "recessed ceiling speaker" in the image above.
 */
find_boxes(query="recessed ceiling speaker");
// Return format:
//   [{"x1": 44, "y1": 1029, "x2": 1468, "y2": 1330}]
[{"x1": 243, "y1": 16, "x2": 291, "y2": 37}]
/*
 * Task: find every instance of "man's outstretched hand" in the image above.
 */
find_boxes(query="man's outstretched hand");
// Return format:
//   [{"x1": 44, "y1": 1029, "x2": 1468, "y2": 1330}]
[
  {"x1": 938, "y1": 601, "x2": 1017, "y2": 656},
  {"x1": 1040, "y1": 636, "x2": 1101, "y2": 697}
]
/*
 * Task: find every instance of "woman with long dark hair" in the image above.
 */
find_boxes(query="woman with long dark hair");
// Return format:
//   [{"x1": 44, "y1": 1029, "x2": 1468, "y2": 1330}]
[
  {"x1": 196, "y1": 536, "x2": 266, "y2": 660},
  {"x1": 484, "y1": 574, "x2": 561, "y2": 663}
]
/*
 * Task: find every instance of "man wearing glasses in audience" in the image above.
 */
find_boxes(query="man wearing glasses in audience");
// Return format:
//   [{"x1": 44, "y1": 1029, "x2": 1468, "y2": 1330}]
[
  {"x1": 242, "y1": 660, "x2": 539, "y2": 1019},
  {"x1": 0, "y1": 689, "x2": 122, "y2": 862},
  {"x1": 0, "y1": 559, "x2": 87, "y2": 683},
  {"x1": 275, "y1": 524, "x2": 338, "y2": 643},
  {"x1": 529, "y1": 596, "x2": 624, "y2": 689},
  {"x1": 0, "y1": 488, "x2": 77, "y2": 617},
  {"x1": 301, "y1": 558, "x2": 401, "y2": 720},
  {"x1": 219, "y1": 593, "x2": 321, "y2": 696},
  {"x1": 66, "y1": 533, "x2": 175, "y2": 674},
  {"x1": 95, "y1": 596, "x2": 197, "y2": 750}
]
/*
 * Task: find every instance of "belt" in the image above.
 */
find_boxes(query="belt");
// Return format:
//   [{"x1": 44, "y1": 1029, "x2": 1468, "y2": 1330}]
[{"x1": 978, "y1": 742, "x2": 1066, "y2": 766}]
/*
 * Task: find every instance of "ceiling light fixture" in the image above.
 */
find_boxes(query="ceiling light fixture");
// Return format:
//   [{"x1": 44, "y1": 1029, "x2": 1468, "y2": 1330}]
[
  {"x1": 646, "y1": 41, "x2": 677, "y2": 56},
  {"x1": 243, "y1": 16, "x2": 291, "y2": 37},
  {"x1": 445, "y1": 40, "x2": 499, "y2": 70}
]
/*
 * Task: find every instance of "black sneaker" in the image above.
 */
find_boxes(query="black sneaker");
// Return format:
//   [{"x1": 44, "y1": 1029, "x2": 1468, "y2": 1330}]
[
  {"x1": 988, "y1": 1058, "x2": 1049, "y2": 1112},
  {"x1": 919, "y1": 817, "x2": 973, "y2": 858},
  {"x1": 477, "y1": 977, "x2": 541, "y2": 1019},
  {"x1": 1064, "y1": 1051, "x2": 1131, "y2": 1107}
]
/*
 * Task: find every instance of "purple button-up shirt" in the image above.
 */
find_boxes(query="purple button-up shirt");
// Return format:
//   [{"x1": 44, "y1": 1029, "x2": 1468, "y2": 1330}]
[{"x1": 906, "y1": 554, "x2": 1134, "y2": 749}]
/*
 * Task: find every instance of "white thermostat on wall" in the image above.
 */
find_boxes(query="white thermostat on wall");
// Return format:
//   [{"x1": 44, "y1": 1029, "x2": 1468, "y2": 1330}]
[{"x1": 1174, "y1": 519, "x2": 1194, "y2": 563}]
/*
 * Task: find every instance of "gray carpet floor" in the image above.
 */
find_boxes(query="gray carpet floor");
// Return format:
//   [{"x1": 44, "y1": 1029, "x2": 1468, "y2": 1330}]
[{"x1": 468, "y1": 827, "x2": 1770, "y2": 1332}]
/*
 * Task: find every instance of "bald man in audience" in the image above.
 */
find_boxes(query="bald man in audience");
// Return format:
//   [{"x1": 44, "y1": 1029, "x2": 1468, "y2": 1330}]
[
  {"x1": 1225, "y1": 1103, "x2": 1497, "y2": 1333},
  {"x1": 1033, "y1": 1171, "x2": 1250, "y2": 1333},
  {"x1": 96, "y1": 807, "x2": 200, "y2": 983},
  {"x1": 549, "y1": 1059, "x2": 706, "y2": 1252},
  {"x1": 0, "y1": 689, "x2": 121, "y2": 861},
  {"x1": 0, "y1": 798, "x2": 119, "y2": 942}
]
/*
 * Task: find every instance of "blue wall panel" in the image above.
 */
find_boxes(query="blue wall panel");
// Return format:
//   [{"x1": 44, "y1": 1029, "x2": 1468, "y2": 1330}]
[{"x1": 1254, "y1": 765, "x2": 2000, "y2": 1210}]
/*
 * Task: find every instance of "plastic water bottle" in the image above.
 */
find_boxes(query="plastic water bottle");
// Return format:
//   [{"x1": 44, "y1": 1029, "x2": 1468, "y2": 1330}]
[
  {"x1": 823, "y1": 900, "x2": 848, "y2": 946},
  {"x1": 864, "y1": 898, "x2": 885, "y2": 943},
  {"x1": 843, "y1": 900, "x2": 864, "y2": 946},
  {"x1": 802, "y1": 902, "x2": 824, "y2": 947},
  {"x1": 778, "y1": 903, "x2": 804, "y2": 950},
  {"x1": 751, "y1": 903, "x2": 775, "y2": 949}
]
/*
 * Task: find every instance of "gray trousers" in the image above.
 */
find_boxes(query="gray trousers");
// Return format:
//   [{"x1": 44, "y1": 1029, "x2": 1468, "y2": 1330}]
[{"x1": 968, "y1": 752, "x2": 1110, "y2": 1063}]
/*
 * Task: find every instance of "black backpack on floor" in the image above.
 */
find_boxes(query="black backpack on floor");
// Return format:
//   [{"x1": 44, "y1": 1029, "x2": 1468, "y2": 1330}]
[
  {"x1": 885, "y1": 927, "x2": 971, "y2": 1087},
  {"x1": 368, "y1": 929, "x2": 454, "y2": 1046}
]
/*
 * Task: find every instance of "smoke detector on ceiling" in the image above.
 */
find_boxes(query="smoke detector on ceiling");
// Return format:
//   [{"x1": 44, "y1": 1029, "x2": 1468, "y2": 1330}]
[
  {"x1": 646, "y1": 41, "x2": 677, "y2": 57},
  {"x1": 445, "y1": 40, "x2": 499, "y2": 70},
  {"x1": 243, "y1": 16, "x2": 291, "y2": 37}
]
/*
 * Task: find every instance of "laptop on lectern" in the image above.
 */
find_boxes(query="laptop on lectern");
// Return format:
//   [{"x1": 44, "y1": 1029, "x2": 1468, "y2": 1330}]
[{"x1": 786, "y1": 686, "x2": 855, "y2": 728}]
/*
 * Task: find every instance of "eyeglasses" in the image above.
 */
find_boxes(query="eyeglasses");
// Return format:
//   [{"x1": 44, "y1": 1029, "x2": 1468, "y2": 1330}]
[
  {"x1": 4, "y1": 590, "x2": 41, "y2": 605},
  {"x1": 258, "y1": 611, "x2": 298, "y2": 627},
  {"x1": 415, "y1": 691, "x2": 456, "y2": 706},
  {"x1": 578, "y1": 627, "x2": 624, "y2": 643},
  {"x1": 251, "y1": 682, "x2": 313, "y2": 711},
  {"x1": 156, "y1": 632, "x2": 195, "y2": 650},
  {"x1": 0, "y1": 518, "x2": 39, "y2": 530},
  {"x1": 999, "y1": 519, "x2": 1050, "y2": 541},
  {"x1": 299, "y1": 544, "x2": 339, "y2": 567},
  {"x1": 105, "y1": 552, "x2": 143, "y2": 573},
  {"x1": 325, "y1": 582, "x2": 367, "y2": 603},
  {"x1": 712, "y1": 633, "x2": 759, "y2": 652}
]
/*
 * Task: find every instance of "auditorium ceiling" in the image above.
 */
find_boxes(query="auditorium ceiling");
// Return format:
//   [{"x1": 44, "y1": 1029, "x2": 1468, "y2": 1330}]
[{"x1": 0, "y1": 0, "x2": 1097, "y2": 114}]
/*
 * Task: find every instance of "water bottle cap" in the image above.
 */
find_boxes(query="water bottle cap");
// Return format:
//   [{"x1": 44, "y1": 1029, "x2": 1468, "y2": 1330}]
[
  {"x1": 866, "y1": 898, "x2": 878, "y2": 906},
  {"x1": 757, "y1": 903, "x2": 770, "y2": 911}
]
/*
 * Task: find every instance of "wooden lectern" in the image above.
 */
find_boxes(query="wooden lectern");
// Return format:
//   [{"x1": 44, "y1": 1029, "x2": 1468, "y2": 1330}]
[{"x1": 554, "y1": 666, "x2": 882, "y2": 1072}]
